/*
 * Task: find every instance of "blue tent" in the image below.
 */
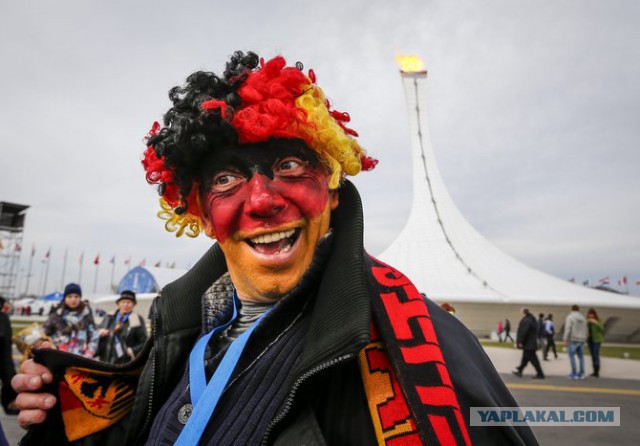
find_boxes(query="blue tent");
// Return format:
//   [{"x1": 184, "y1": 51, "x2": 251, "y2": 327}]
[
  {"x1": 40, "y1": 291, "x2": 63, "y2": 301},
  {"x1": 116, "y1": 266, "x2": 187, "y2": 295},
  {"x1": 117, "y1": 266, "x2": 158, "y2": 294}
]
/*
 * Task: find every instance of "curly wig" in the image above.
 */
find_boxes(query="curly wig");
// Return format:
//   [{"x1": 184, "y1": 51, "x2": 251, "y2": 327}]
[{"x1": 143, "y1": 51, "x2": 377, "y2": 237}]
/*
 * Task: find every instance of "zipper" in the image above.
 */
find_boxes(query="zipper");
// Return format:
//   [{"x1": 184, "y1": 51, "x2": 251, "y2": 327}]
[
  {"x1": 260, "y1": 353, "x2": 354, "y2": 446},
  {"x1": 138, "y1": 297, "x2": 160, "y2": 441}
]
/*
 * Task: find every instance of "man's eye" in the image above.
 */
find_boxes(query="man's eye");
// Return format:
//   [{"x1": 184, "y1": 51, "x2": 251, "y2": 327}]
[
  {"x1": 276, "y1": 158, "x2": 306, "y2": 176},
  {"x1": 211, "y1": 173, "x2": 245, "y2": 192}
]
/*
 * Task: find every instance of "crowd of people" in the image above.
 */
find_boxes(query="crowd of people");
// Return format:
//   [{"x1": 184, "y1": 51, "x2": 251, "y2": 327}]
[
  {"x1": 7, "y1": 283, "x2": 148, "y2": 364},
  {"x1": 508, "y1": 305, "x2": 605, "y2": 380}
]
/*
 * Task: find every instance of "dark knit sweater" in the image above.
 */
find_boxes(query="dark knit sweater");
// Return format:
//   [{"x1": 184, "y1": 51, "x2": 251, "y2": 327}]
[{"x1": 145, "y1": 277, "x2": 302, "y2": 445}]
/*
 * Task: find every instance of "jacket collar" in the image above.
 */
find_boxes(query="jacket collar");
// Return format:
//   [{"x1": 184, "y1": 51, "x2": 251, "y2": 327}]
[{"x1": 295, "y1": 180, "x2": 371, "y2": 373}]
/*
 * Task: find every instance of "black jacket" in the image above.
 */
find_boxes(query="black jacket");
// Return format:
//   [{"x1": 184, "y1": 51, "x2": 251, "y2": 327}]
[
  {"x1": 25, "y1": 181, "x2": 537, "y2": 446},
  {"x1": 96, "y1": 311, "x2": 147, "y2": 364},
  {"x1": 0, "y1": 311, "x2": 17, "y2": 413},
  {"x1": 517, "y1": 313, "x2": 539, "y2": 351}
]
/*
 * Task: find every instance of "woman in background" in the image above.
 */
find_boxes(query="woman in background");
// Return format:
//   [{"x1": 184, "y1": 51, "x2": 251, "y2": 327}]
[{"x1": 42, "y1": 283, "x2": 99, "y2": 358}]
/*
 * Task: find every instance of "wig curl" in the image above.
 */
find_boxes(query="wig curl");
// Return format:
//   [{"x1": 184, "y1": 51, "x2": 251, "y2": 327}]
[{"x1": 143, "y1": 51, "x2": 377, "y2": 237}]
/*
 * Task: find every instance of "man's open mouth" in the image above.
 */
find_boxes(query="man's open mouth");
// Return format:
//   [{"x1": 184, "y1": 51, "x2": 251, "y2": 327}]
[{"x1": 245, "y1": 228, "x2": 301, "y2": 255}]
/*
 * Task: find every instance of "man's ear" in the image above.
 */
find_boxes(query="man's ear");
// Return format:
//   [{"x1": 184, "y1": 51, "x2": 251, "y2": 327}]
[
  {"x1": 201, "y1": 213, "x2": 216, "y2": 239},
  {"x1": 197, "y1": 195, "x2": 217, "y2": 239},
  {"x1": 329, "y1": 189, "x2": 340, "y2": 211}
]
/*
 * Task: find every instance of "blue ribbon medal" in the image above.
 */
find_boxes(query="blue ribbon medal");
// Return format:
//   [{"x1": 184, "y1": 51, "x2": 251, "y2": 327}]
[{"x1": 175, "y1": 291, "x2": 271, "y2": 445}]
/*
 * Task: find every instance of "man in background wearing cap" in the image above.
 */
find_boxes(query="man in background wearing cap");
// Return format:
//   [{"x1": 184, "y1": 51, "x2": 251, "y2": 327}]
[{"x1": 97, "y1": 290, "x2": 147, "y2": 365}]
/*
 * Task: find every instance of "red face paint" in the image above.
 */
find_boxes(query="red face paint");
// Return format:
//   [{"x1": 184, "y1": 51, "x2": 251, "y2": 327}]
[{"x1": 199, "y1": 141, "x2": 338, "y2": 301}]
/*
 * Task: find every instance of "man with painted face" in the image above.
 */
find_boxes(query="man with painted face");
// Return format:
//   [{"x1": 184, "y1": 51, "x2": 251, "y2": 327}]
[{"x1": 13, "y1": 52, "x2": 537, "y2": 445}]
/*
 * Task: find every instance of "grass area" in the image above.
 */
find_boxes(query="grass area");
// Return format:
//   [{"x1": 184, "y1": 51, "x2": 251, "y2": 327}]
[{"x1": 480, "y1": 339, "x2": 640, "y2": 360}]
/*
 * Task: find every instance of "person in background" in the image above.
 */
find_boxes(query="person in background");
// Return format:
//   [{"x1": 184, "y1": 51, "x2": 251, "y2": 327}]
[
  {"x1": 0, "y1": 297, "x2": 18, "y2": 412},
  {"x1": 586, "y1": 308, "x2": 604, "y2": 377},
  {"x1": 97, "y1": 290, "x2": 148, "y2": 364},
  {"x1": 513, "y1": 308, "x2": 545, "y2": 379},
  {"x1": 42, "y1": 283, "x2": 99, "y2": 358},
  {"x1": 497, "y1": 320, "x2": 504, "y2": 342},
  {"x1": 503, "y1": 318, "x2": 514, "y2": 343},
  {"x1": 563, "y1": 304, "x2": 587, "y2": 379},
  {"x1": 543, "y1": 314, "x2": 557, "y2": 360},
  {"x1": 0, "y1": 297, "x2": 18, "y2": 446},
  {"x1": 536, "y1": 313, "x2": 546, "y2": 352}
]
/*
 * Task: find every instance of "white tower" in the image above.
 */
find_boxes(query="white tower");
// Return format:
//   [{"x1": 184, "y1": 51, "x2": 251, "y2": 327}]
[{"x1": 379, "y1": 57, "x2": 640, "y2": 339}]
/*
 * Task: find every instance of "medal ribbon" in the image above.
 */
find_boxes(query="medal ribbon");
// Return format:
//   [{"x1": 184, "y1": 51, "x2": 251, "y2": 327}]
[{"x1": 176, "y1": 291, "x2": 271, "y2": 445}]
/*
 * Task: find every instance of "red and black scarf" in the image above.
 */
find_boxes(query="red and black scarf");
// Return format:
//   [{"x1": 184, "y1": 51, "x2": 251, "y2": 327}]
[{"x1": 359, "y1": 256, "x2": 472, "y2": 446}]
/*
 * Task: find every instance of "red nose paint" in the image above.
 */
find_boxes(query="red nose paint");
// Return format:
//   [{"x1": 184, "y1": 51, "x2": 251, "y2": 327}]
[{"x1": 204, "y1": 166, "x2": 329, "y2": 243}]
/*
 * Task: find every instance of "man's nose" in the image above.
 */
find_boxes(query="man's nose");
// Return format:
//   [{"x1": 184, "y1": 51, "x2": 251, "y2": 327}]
[{"x1": 245, "y1": 174, "x2": 286, "y2": 217}]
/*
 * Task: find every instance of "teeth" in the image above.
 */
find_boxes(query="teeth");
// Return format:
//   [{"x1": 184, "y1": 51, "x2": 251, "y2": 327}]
[{"x1": 250, "y1": 229, "x2": 295, "y2": 244}]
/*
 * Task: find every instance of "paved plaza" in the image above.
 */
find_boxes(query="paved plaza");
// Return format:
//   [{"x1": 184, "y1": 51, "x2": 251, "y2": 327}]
[{"x1": 484, "y1": 346, "x2": 640, "y2": 445}]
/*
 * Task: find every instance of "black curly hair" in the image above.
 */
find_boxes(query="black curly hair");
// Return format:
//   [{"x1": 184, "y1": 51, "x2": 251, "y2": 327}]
[{"x1": 147, "y1": 51, "x2": 260, "y2": 214}]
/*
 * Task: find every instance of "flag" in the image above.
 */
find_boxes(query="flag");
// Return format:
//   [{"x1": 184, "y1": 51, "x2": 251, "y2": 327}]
[
  {"x1": 139, "y1": 259, "x2": 146, "y2": 267},
  {"x1": 154, "y1": 261, "x2": 161, "y2": 267},
  {"x1": 598, "y1": 277, "x2": 609, "y2": 285},
  {"x1": 618, "y1": 276, "x2": 627, "y2": 286},
  {"x1": 124, "y1": 257, "x2": 130, "y2": 266},
  {"x1": 568, "y1": 277, "x2": 575, "y2": 283},
  {"x1": 110, "y1": 255, "x2": 116, "y2": 264},
  {"x1": 15, "y1": 243, "x2": 22, "y2": 252},
  {"x1": 94, "y1": 254, "x2": 100, "y2": 265},
  {"x1": 79, "y1": 252, "x2": 84, "y2": 264}
]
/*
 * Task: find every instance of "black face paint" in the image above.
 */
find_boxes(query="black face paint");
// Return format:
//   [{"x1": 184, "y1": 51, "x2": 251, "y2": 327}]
[{"x1": 199, "y1": 139, "x2": 320, "y2": 190}]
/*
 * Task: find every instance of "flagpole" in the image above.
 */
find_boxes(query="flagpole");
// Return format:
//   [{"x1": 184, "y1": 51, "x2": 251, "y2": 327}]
[
  {"x1": 42, "y1": 251, "x2": 51, "y2": 295},
  {"x1": 78, "y1": 252, "x2": 84, "y2": 284},
  {"x1": 110, "y1": 256, "x2": 116, "y2": 293},
  {"x1": 24, "y1": 244, "x2": 34, "y2": 295},
  {"x1": 37, "y1": 260, "x2": 44, "y2": 296},
  {"x1": 93, "y1": 265, "x2": 99, "y2": 293},
  {"x1": 93, "y1": 255, "x2": 100, "y2": 293},
  {"x1": 60, "y1": 247, "x2": 68, "y2": 290}
]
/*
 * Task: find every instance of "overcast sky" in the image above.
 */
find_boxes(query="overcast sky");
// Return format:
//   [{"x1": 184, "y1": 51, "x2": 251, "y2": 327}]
[{"x1": 1, "y1": 0, "x2": 638, "y2": 297}]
